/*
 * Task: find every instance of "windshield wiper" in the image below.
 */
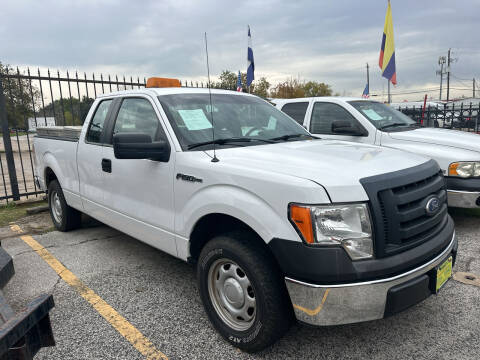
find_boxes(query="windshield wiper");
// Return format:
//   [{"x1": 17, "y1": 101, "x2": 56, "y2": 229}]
[
  {"x1": 408, "y1": 123, "x2": 423, "y2": 128},
  {"x1": 187, "y1": 137, "x2": 274, "y2": 150},
  {"x1": 379, "y1": 123, "x2": 410, "y2": 130},
  {"x1": 269, "y1": 133, "x2": 314, "y2": 142}
]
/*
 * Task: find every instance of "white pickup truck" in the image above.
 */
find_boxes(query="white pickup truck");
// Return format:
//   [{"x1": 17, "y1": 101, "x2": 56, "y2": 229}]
[
  {"x1": 34, "y1": 80, "x2": 457, "y2": 352},
  {"x1": 272, "y1": 97, "x2": 480, "y2": 209}
]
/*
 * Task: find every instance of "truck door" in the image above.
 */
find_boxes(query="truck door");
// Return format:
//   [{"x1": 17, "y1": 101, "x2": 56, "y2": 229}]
[
  {"x1": 101, "y1": 96, "x2": 177, "y2": 256},
  {"x1": 307, "y1": 102, "x2": 376, "y2": 144},
  {"x1": 77, "y1": 98, "x2": 113, "y2": 219}
]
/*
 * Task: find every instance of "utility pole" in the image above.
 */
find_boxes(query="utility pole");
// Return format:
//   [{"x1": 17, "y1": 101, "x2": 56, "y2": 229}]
[
  {"x1": 436, "y1": 56, "x2": 446, "y2": 101},
  {"x1": 474, "y1": 78, "x2": 476, "y2": 98},
  {"x1": 446, "y1": 48, "x2": 451, "y2": 102}
]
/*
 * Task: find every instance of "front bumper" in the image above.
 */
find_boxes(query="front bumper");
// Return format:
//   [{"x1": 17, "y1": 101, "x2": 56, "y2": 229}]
[
  {"x1": 446, "y1": 177, "x2": 480, "y2": 208},
  {"x1": 285, "y1": 232, "x2": 457, "y2": 326},
  {"x1": 447, "y1": 190, "x2": 480, "y2": 208}
]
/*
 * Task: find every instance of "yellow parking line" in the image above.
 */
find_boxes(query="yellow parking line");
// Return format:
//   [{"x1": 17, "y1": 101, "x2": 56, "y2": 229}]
[{"x1": 10, "y1": 224, "x2": 168, "y2": 360}]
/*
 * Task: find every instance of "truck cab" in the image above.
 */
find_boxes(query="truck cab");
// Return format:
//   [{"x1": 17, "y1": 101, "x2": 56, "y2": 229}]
[
  {"x1": 273, "y1": 97, "x2": 480, "y2": 209},
  {"x1": 34, "y1": 84, "x2": 456, "y2": 352}
]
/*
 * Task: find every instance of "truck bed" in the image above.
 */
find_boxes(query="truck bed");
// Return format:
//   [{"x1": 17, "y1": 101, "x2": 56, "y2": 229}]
[{"x1": 36, "y1": 126, "x2": 82, "y2": 141}]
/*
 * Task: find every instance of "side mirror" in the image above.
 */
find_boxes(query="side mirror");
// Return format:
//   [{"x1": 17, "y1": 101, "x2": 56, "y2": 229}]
[
  {"x1": 113, "y1": 133, "x2": 170, "y2": 162},
  {"x1": 331, "y1": 120, "x2": 367, "y2": 136}
]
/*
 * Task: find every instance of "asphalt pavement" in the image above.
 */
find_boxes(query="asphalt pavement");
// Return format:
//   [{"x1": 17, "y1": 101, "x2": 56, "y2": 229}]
[{"x1": 2, "y1": 210, "x2": 479, "y2": 360}]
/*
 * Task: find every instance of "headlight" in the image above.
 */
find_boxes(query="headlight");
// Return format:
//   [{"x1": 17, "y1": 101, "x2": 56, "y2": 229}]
[
  {"x1": 448, "y1": 162, "x2": 480, "y2": 178},
  {"x1": 289, "y1": 203, "x2": 373, "y2": 260}
]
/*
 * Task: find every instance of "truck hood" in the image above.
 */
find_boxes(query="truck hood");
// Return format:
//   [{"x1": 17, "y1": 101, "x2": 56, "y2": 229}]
[
  {"x1": 210, "y1": 140, "x2": 429, "y2": 202},
  {"x1": 387, "y1": 128, "x2": 480, "y2": 152}
]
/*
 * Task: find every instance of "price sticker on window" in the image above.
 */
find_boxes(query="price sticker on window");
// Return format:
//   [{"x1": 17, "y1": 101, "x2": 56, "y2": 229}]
[{"x1": 178, "y1": 109, "x2": 213, "y2": 130}]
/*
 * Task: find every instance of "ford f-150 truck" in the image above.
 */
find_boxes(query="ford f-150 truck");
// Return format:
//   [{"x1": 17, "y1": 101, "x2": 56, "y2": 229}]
[
  {"x1": 273, "y1": 97, "x2": 480, "y2": 209},
  {"x1": 34, "y1": 79, "x2": 457, "y2": 352}
]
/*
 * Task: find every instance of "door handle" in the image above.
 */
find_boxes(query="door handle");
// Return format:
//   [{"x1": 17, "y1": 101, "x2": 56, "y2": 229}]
[{"x1": 101, "y1": 158, "x2": 112, "y2": 173}]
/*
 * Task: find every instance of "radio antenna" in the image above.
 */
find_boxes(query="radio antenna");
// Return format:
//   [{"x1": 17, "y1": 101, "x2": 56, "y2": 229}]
[{"x1": 204, "y1": 32, "x2": 219, "y2": 163}]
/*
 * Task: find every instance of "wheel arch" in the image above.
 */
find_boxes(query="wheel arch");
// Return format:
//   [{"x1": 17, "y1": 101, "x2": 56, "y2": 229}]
[
  {"x1": 44, "y1": 166, "x2": 58, "y2": 189},
  {"x1": 188, "y1": 213, "x2": 280, "y2": 271}
]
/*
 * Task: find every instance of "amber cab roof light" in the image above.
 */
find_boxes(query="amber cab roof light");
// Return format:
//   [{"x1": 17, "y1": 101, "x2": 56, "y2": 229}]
[{"x1": 146, "y1": 77, "x2": 181, "y2": 88}]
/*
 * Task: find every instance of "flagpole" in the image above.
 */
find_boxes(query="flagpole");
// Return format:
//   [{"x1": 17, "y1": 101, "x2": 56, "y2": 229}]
[
  {"x1": 366, "y1": 63, "x2": 370, "y2": 90},
  {"x1": 387, "y1": 79, "x2": 391, "y2": 104}
]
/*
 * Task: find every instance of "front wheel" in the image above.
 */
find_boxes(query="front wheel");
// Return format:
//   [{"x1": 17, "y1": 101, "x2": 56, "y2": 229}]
[
  {"x1": 48, "y1": 180, "x2": 82, "y2": 231},
  {"x1": 197, "y1": 231, "x2": 293, "y2": 352}
]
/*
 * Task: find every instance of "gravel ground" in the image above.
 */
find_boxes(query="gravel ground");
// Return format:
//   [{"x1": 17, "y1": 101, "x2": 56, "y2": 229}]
[{"x1": 1, "y1": 211, "x2": 479, "y2": 360}]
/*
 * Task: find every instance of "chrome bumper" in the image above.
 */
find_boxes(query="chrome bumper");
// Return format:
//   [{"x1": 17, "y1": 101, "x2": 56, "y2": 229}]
[
  {"x1": 447, "y1": 190, "x2": 480, "y2": 208},
  {"x1": 285, "y1": 233, "x2": 456, "y2": 326}
]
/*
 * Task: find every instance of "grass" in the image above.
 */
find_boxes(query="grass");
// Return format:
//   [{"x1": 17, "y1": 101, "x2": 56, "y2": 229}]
[
  {"x1": 0, "y1": 131, "x2": 28, "y2": 137},
  {"x1": 0, "y1": 200, "x2": 48, "y2": 227}
]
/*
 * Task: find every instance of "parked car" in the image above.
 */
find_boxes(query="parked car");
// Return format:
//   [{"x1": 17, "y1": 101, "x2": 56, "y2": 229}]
[
  {"x1": 273, "y1": 97, "x2": 480, "y2": 209},
  {"x1": 34, "y1": 81, "x2": 457, "y2": 352}
]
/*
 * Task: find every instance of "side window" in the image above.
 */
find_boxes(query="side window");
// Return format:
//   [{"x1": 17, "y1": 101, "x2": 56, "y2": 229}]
[
  {"x1": 113, "y1": 98, "x2": 165, "y2": 141},
  {"x1": 310, "y1": 102, "x2": 358, "y2": 134},
  {"x1": 281, "y1": 102, "x2": 309, "y2": 124},
  {"x1": 86, "y1": 99, "x2": 112, "y2": 143}
]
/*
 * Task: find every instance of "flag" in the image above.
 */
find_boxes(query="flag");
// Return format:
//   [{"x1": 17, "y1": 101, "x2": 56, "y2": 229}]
[
  {"x1": 246, "y1": 25, "x2": 255, "y2": 87},
  {"x1": 379, "y1": 1, "x2": 397, "y2": 85},
  {"x1": 362, "y1": 84, "x2": 369, "y2": 98},
  {"x1": 236, "y1": 71, "x2": 243, "y2": 92}
]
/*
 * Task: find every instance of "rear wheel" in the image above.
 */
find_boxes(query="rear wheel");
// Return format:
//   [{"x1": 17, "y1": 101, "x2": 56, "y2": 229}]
[
  {"x1": 48, "y1": 180, "x2": 82, "y2": 231},
  {"x1": 197, "y1": 231, "x2": 293, "y2": 352}
]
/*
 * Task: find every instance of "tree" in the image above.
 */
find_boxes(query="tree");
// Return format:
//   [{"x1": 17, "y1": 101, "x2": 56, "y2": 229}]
[
  {"x1": 303, "y1": 81, "x2": 332, "y2": 97},
  {"x1": 213, "y1": 70, "x2": 270, "y2": 97},
  {"x1": 40, "y1": 95, "x2": 94, "y2": 126},
  {"x1": 269, "y1": 78, "x2": 305, "y2": 98},
  {"x1": 269, "y1": 78, "x2": 333, "y2": 99},
  {"x1": 252, "y1": 77, "x2": 270, "y2": 98},
  {"x1": 215, "y1": 70, "x2": 238, "y2": 91},
  {"x1": 0, "y1": 63, "x2": 41, "y2": 129}
]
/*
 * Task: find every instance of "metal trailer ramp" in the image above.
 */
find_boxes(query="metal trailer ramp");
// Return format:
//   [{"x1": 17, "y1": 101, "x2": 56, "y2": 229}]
[{"x1": 0, "y1": 243, "x2": 54, "y2": 360}]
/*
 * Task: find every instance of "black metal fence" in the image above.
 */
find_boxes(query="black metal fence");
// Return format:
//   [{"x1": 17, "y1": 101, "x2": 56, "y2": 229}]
[
  {"x1": 396, "y1": 103, "x2": 480, "y2": 132},
  {"x1": 0, "y1": 65, "x2": 205, "y2": 203},
  {"x1": 1, "y1": 64, "x2": 478, "y2": 203}
]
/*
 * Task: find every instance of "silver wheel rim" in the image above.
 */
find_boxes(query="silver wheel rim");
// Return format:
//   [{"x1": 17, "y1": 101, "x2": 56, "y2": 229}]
[
  {"x1": 207, "y1": 258, "x2": 256, "y2": 331},
  {"x1": 51, "y1": 191, "x2": 62, "y2": 224}
]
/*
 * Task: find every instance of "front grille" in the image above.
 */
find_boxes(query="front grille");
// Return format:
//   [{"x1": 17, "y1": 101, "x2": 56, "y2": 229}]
[{"x1": 361, "y1": 160, "x2": 448, "y2": 258}]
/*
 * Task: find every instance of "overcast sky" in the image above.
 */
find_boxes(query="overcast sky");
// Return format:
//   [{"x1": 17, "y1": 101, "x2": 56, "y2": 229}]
[{"x1": 2, "y1": 0, "x2": 479, "y2": 101}]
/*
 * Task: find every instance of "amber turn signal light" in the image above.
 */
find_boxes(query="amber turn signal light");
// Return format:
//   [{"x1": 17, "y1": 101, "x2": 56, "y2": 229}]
[
  {"x1": 448, "y1": 162, "x2": 459, "y2": 176},
  {"x1": 146, "y1": 77, "x2": 181, "y2": 88},
  {"x1": 289, "y1": 205, "x2": 315, "y2": 244}
]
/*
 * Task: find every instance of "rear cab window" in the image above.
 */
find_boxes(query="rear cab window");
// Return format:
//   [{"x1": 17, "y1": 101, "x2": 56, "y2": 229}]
[{"x1": 281, "y1": 102, "x2": 309, "y2": 124}]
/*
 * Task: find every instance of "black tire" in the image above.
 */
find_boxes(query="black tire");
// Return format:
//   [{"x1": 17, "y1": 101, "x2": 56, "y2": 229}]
[
  {"x1": 197, "y1": 231, "x2": 294, "y2": 352},
  {"x1": 48, "y1": 180, "x2": 82, "y2": 231}
]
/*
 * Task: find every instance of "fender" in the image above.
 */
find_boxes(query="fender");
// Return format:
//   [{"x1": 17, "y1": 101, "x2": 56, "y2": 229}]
[{"x1": 175, "y1": 184, "x2": 307, "y2": 261}]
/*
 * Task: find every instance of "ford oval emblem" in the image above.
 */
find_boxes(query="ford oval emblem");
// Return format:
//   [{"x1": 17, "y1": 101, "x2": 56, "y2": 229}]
[{"x1": 425, "y1": 196, "x2": 441, "y2": 216}]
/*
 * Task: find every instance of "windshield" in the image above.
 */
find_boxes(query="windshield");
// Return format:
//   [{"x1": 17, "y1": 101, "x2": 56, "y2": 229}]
[
  {"x1": 158, "y1": 93, "x2": 312, "y2": 150},
  {"x1": 348, "y1": 101, "x2": 416, "y2": 130}
]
